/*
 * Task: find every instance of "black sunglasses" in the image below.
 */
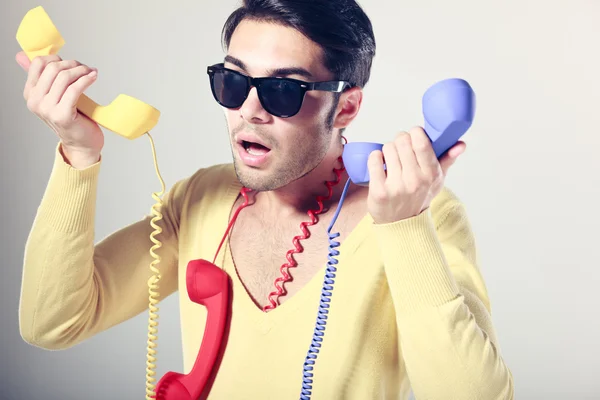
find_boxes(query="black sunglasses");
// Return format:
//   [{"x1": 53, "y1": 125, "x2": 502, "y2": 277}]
[{"x1": 206, "y1": 63, "x2": 352, "y2": 118}]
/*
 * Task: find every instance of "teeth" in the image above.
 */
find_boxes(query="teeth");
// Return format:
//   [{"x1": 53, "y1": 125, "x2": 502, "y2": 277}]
[{"x1": 246, "y1": 147, "x2": 264, "y2": 155}]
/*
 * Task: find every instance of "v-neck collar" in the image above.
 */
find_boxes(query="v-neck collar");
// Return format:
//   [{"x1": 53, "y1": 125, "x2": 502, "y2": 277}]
[{"x1": 215, "y1": 170, "x2": 373, "y2": 333}]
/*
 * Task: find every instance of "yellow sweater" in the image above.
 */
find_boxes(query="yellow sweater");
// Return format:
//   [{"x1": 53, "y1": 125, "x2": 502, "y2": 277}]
[{"x1": 19, "y1": 145, "x2": 513, "y2": 400}]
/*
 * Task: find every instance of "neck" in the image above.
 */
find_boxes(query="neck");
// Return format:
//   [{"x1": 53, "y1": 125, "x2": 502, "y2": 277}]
[{"x1": 255, "y1": 153, "x2": 354, "y2": 218}]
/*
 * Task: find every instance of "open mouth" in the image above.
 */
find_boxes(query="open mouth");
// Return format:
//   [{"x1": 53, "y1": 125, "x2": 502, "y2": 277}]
[{"x1": 241, "y1": 140, "x2": 271, "y2": 156}]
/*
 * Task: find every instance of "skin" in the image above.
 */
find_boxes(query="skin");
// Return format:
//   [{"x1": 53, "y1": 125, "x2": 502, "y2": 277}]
[
  {"x1": 367, "y1": 129, "x2": 465, "y2": 224},
  {"x1": 15, "y1": 53, "x2": 103, "y2": 169},
  {"x1": 223, "y1": 19, "x2": 364, "y2": 216}
]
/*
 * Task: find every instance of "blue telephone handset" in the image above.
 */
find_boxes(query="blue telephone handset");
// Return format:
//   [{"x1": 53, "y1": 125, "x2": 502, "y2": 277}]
[
  {"x1": 342, "y1": 78, "x2": 476, "y2": 185},
  {"x1": 299, "y1": 78, "x2": 476, "y2": 400}
]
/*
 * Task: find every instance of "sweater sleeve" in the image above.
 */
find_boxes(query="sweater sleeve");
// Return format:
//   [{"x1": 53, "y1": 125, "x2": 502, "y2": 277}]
[
  {"x1": 372, "y1": 188, "x2": 514, "y2": 400},
  {"x1": 19, "y1": 144, "x2": 188, "y2": 350}
]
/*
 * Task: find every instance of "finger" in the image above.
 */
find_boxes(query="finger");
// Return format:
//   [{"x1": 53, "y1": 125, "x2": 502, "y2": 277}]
[
  {"x1": 15, "y1": 51, "x2": 31, "y2": 71},
  {"x1": 367, "y1": 150, "x2": 387, "y2": 190},
  {"x1": 34, "y1": 59, "x2": 81, "y2": 98},
  {"x1": 23, "y1": 55, "x2": 62, "y2": 99},
  {"x1": 47, "y1": 65, "x2": 97, "y2": 105},
  {"x1": 395, "y1": 132, "x2": 420, "y2": 178},
  {"x1": 382, "y1": 141, "x2": 401, "y2": 184},
  {"x1": 439, "y1": 141, "x2": 466, "y2": 175},
  {"x1": 409, "y1": 126, "x2": 438, "y2": 176},
  {"x1": 58, "y1": 69, "x2": 98, "y2": 109}
]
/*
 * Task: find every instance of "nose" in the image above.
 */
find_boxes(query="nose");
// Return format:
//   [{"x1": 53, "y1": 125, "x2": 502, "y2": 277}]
[{"x1": 239, "y1": 87, "x2": 271, "y2": 124}]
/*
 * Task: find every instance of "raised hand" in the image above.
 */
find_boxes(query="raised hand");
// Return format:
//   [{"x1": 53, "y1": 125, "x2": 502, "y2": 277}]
[
  {"x1": 16, "y1": 51, "x2": 103, "y2": 169},
  {"x1": 367, "y1": 126, "x2": 466, "y2": 224}
]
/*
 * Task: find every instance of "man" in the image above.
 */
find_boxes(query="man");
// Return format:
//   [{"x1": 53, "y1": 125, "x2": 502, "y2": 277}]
[{"x1": 16, "y1": 0, "x2": 514, "y2": 399}]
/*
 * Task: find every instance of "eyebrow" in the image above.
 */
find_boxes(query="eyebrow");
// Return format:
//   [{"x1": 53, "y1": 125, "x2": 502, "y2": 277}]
[{"x1": 224, "y1": 55, "x2": 314, "y2": 79}]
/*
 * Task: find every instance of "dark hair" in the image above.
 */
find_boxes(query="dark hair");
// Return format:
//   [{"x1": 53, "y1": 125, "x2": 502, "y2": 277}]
[{"x1": 221, "y1": 0, "x2": 376, "y2": 89}]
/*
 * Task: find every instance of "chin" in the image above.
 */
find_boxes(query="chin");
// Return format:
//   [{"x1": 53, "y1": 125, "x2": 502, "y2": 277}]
[
  {"x1": 232, "y1": 159, "x2": 277, "y2": 191},
  {"x1": 234, "y1": 160, "x2": 308, "y2": 192}
]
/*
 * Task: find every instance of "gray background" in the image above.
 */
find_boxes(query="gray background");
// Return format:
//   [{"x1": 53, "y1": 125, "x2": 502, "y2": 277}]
[{"x1": 1, "y1": 0, "x2": 599, "y2": 399}]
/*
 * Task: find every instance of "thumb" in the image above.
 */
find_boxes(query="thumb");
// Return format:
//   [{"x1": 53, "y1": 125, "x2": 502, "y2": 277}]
[
  {"x1": 439, "y1": 141, "x2": 466, "y2": 175},
  {"x1": 15, "y1": 51, "x2": 31, "y2": 71}
]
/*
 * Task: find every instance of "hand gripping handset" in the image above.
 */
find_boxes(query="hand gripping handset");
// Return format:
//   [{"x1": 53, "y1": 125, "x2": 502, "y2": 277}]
[
  {"x1": 153, "y1": 260, "x2": 230, "y2": 400},
  {"x1": 342, "y1": 78, "x2": 476, "y2": 185},
  {"x1": 16, "y1": 6, "x2": 160, "y2": 139}
]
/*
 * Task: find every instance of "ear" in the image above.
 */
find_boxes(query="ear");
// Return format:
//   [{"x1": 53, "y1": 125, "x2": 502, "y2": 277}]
[{"x1": 332, "y1": 87, "x2": 363, "y2": 130}]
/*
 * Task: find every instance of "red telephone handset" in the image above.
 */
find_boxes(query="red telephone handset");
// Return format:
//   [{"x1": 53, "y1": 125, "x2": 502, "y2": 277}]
[
  {"x1": 153, "y1": 188, "x2": 252, "y2": 399},
  {"x1": 153, "y1": 259, "x2": 230, "y2": 400}
]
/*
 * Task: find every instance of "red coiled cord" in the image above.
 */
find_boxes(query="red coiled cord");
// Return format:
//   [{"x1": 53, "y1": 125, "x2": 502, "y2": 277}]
[{"x1": 262, "y1": 157, "x2": 346, "y2": 312}]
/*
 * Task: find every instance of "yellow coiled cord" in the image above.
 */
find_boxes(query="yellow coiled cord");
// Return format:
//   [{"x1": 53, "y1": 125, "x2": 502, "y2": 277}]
[{"x1": 144, "y1": 132, "x2": 166, "y2": 400}]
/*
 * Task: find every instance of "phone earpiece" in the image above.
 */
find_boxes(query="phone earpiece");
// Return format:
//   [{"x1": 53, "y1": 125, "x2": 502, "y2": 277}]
[
  {"x1": 423, "y1": 78, "x2": 476, "y2": 158},
  {"x1": 153, "y1": 259, "x2": 230, "y2": 400},
  {"x1": 341, "y1": 142, "x2": 384, "y2": 186},
  {"x1": 342, "y1": 78, "x2": 476, "y2": 185},
  {"x1": 16, "y1": 6, "x2": 160, "y2": 140}
]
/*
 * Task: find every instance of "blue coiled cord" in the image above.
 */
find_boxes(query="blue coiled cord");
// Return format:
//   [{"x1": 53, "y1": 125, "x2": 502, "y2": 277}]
[{"x1": 299, "y1": 177, "x2": 352, "y2": 400}]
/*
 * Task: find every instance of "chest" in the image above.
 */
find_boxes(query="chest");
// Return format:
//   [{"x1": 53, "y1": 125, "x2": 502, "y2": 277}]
[{"x1": 227, "y1": 201, "x2": 366, "y2": 309}]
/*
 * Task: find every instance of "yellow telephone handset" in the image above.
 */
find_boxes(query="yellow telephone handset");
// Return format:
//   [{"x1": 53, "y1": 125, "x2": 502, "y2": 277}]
[
  {"x1": 16, "y1": 6, "x2": 161, "y2": 140},
  {"x1": 17, "y1": 6, "x2": 166, "y2": 399}
]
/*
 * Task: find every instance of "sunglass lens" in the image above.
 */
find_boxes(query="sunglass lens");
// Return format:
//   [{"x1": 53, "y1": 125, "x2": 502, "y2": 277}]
[
  {"x1": 260, "y1": 80, "x2": 304, "y2": 117},
  {"x1": 212, "y1": 70, "x2": 249, "y2": 108}
]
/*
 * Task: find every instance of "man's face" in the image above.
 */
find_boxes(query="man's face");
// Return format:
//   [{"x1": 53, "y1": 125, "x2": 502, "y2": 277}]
[{"x1": 222, "y1": 19, "x2": 340, "y2": 191}]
